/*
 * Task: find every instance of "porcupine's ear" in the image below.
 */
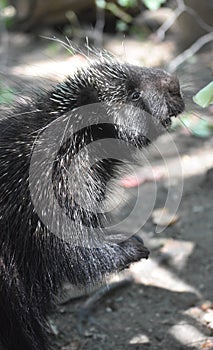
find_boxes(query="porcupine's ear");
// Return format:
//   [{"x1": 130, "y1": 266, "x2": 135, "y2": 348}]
[{"x1": 76, "y1": 86, "x2": 99, "y2": 107}]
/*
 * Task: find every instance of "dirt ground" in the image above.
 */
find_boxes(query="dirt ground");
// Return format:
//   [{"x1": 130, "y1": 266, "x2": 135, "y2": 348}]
[{"x1": 0, "y1": 33, "x2": 212, "y2": 350}]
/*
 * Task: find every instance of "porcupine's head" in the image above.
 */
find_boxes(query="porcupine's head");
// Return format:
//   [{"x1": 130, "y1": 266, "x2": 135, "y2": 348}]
[
  {"x1": 90, "y1": 59, "x2": 185, "y2": 145},
  {"x1": 54, "y1": 57, "x2": 185, "y2": 147}
]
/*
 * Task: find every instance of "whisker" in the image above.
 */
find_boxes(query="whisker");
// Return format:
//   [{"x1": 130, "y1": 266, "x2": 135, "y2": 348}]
[
  {"x1": 59, "y1": 114, "x2": 71, "y2": 148},
  {"x1": 40, "y1": 35, "x2": 74, "y2": 55},
  {"x1": 9, "y1": 109, "x2": 42, "y2": 118}
]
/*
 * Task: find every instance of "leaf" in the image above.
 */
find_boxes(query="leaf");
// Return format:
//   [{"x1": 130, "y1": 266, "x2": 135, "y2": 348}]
[
  {"x1": 179, "y1": 114, "x2": 213, "y2": 138},
  {"x1": 95, "y1": 0, "x2": 106, "y2": 9},
  {"x1": 117, "y1": 0, "x2": 137, "y2": 7},
  {"x1": 0, "y1": 83, "x2": 14, "y2": 104},
  {"x1": 190, "y1": 119, "x2": 212, "y2": 138},
  {"x1": 116, "y1": 20, "x2": 128, "y2": 32},
  {"x1": 193, "y1": 81, "x2": 213, "y2": 108},
  {"x1": 106, "y1": 3, "x2": 132, "y2": 22},
  {"x1": 0, "y1": 0, "x2": 8, "y2": 8}
]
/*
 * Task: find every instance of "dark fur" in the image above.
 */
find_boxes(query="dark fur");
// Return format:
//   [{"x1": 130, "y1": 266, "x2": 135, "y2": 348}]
[{"x1": 0, "y1": 57, "x2": 184, "y2": 350}]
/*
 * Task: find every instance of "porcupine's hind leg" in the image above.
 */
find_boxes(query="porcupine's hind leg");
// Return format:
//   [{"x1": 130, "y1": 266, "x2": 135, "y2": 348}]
[{"x1": 0, "y1": 253, "x2": 48, "y2": 350}]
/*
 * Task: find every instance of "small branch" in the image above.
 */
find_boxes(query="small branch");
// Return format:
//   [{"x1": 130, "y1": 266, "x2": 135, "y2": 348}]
[
  {"x1": 167, "y1": 32, "x2": 213, "y2": 73},
  {"x1": 94, "y1": 4, "x2": 105, "y2": 47},
  {"x1": 156, "y1": 0, "x2": 213, "y2": 42},
  {"x1": 156, "y1": 6, "x2": 184, "y2": 41},
  {"x1": 185, "y1": 5, "x2": 213, "y2": 33}
]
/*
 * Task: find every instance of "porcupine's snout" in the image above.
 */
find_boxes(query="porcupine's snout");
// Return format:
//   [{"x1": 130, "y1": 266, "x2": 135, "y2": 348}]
[
  {"x1": 136, "y1": 68, "x2": 185, "y2": 129},
  {"x1": 160, "y1": 74, "x2": 185, "y2": 117}
]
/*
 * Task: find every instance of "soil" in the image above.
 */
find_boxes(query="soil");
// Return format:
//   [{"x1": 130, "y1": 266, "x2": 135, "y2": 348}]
[{"x1": 0, "y1": 32, "x2": 212, "y2": 350}]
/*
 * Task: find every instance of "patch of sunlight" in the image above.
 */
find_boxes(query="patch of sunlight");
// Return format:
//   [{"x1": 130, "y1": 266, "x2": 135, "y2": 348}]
[
  {"x1": 181, "y1": 151, "x2": 213, "y2": 178},
  {"x1": 146, "y1": 148, "x2": 213, "y2": 182},
  {"x1": 131, "y1": 256, "x2": 200, "y2": 297},
  {"x1": 11, "y1": 56, "x2": 87, "y2": 80},
  {"x1": 169, "y1": 322, "x2": 207, "y2": 349},
  {"x1": 129, "y1": 334, "x2": 150, "y2": 344},
  {"x1": 159, "y1": 239, "x2": 195, "y2": 270}
]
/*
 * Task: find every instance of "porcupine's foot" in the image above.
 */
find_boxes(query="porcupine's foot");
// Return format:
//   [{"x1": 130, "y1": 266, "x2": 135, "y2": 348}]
[{"x1": 76, "y1": 235, "x2": 149, "y2": 335}]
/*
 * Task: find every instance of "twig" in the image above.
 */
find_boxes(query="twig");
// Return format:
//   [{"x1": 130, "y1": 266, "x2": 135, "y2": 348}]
[
  {"x1": 184, "y1": 5, "x2": 213, "y2": 33},
  {"x1": 156, "y1": 3, "x2": 185, "y2": 41},
  {"x1": 156, "y1": 0, "x2": 213, "y2": 42},
  {"x1": 94, "y1": 4, "x2": 105, "y2": 47},
  {"x1": 167, "y1": 32, "x2": 213, "y2": 73}
]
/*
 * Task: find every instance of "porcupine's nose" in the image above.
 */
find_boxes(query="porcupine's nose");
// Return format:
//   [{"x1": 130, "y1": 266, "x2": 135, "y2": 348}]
[
  {"x1": 160, "y1": 74, "x2": 185, "y2": 117},
  {"x1": 160, "y1": 75, "x2": 181, "y2": 96}
]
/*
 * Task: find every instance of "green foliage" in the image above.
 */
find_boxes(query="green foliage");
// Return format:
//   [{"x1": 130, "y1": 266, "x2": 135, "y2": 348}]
[
  {"x1": 0, "y1": 0, "x2": 15, "y2": 28},
  {"x1": 116, "y1": 19, "x2": 129, "y2": 32},
  {"x1": 0, "y1": 0, "x2": 8, "y2": 8},
  {"x1": 130, "y1": 24, "x2": 149, "y2": 38},
  {"x1": 95, "y1": 0, "x2": 167, "y2": 34},
  {"x1": 191, "y1": 119, "x2": 213, "y2": 138},
  {"x1": 0, "y1": 81, "x2": 14, "y2": 104},
  {"x1": 103, "y1": 0, "x2": 167, "y2": 10},
  {"x1": 95, "y1": 0, "x2": 106, "y2": 9},
  {"x1": 172, "y1": 113, "x2": 213, "y2": 138},
  {"x1": 96, "y1": 0, "x2": 137, "y2": 9},
  {"x1": 117, "y1": 0, "x2": 137, "y2": 6},
  {"x1": 173, "y1": 81, "x2": 213, "y2": 138},
  {"x1": 105, "y1": 2, "x2": 133, "y2": 23},
  {"x1": 193, "y1": 82, "x2": 213, "y2": 108},
  {"x1": 142, "y1": 0, "x2": 166, "y2": 11}
]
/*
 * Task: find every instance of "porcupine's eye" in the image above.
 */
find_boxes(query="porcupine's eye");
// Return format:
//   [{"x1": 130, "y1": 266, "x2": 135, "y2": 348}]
[{"x1": 131, "y1": 91, "x2": 141, "y2": 101}]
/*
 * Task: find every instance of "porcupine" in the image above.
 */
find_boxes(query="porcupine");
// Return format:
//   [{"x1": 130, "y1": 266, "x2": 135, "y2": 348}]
[{"x1": 0, "y1": 53, "x2": 184, "y2": 350}]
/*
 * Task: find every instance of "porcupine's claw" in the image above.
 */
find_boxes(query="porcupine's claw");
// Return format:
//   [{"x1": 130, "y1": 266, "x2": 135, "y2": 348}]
[{"x1": 118, "y1": 235, "x2": 149, "y2": 270}]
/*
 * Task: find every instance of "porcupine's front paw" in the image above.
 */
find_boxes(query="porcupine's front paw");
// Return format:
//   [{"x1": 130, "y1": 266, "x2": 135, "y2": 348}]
[
  {"x1": 116, "y1": 234, "x2": 149, "y2": 271},
  {"x1": 76, "y1": 235, "x2": 149, "y2": 335},
  {"x1": 68, "y1": 235, "x2": 149, "y2": 286}
]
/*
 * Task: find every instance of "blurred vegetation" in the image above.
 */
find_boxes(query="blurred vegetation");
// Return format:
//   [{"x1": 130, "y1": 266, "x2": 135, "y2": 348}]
[
  {"x1": 0, "y1": 0, "x2": 14, "y2": 28},
  {"x1": 0, "y1": 0, "x2": 15, "y2": 104},
  {"x1": 0, "y1": 0, "x2": 8, "y2": 7},
  {"x1": 0, "y1": 0, "x2": 169, "y2": 33},
  {"x1": 0, "y1": 81, "x2": 14, "y2": 104},
  {"x1": 96, "y1": 0, "x2": 167, "y2": 34},
  {"x1": 193, "y1": 82, "x2": 213, "y2": 108}
]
